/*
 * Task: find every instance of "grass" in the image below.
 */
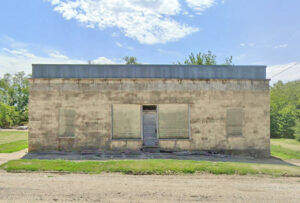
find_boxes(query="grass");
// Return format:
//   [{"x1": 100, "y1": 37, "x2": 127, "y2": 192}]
[
  {"x1": 1, "y1": 159, "x2": 300, "y2": 176},
  {"x1": 0, "y1": 131, "x2": 28, "y2": 145},
  {"x1": 0, "y1": 140, "x2": 28, "y2": 153},
  {"x1": 0, "y1": 130, "x2": 299, "y2": 161},
  {"x1": 271, "y1": 139, "x2": 300, "y2": 160},
  {"x1": 0, "y1": 131, "x2": 28, "y2": 153},
  {"x1": 0, "y1": 131, "x2": 299, "y2": 176}
]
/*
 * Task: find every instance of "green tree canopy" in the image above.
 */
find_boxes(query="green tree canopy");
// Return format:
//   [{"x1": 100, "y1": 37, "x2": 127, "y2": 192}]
[
  {"x1": 123, "y1": 56, "x2": 139, "y2": 64},
  {"x1": 180, "y1": 51, "x2": 233, "y2": 65},
  {"x1": 0, "y1": 72, "x2": 29, "y2": 127},
  {"x1": 270, "y1": 80, "x2": 300, "y2": 139}
]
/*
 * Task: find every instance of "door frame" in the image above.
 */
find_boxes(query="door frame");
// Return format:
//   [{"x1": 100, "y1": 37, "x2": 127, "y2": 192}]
[{"x1": 141, "y1": 105, "x2": 158, "y2": 146}]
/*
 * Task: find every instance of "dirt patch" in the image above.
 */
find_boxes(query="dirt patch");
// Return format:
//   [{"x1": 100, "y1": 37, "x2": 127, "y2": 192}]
[
  {"x1": 0, "y1": 172, "x2": 299, "y2": 202},
  {"x1": 286, "y1": 159, "x2": 300, "y2": 166}
]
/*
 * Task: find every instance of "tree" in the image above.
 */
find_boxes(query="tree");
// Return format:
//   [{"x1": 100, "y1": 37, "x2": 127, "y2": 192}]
[
  {"x1": 294, "y1": 121, "x2": 300, "y2": 141},
  {"x1": 270, "y1": 80, "x2": 300, "y2": 139},
  {"x1": 224, "y1": 56, "x2": 233, "y2": 65},
  {"x1": 11, "y1": 72, "x2": 29, "y2": 113},
  {"x1": 278, "y1": 105, "x2": 296, "y2": 138},
  {"x1": 0, "y1": 102, "x2": 20, "y2": 128},
  {"x1": 180, "y1": 51, "x2": 233, "y2": 65},
  {"x1": 123, "y1": 56, "x2": 139, "y2": 64},
  {"x1": 0, "y1": 72, "x2": 29, "y2": 127},
  {"x1": 0, "y1": 73, "x2": 12, "y2": 105}
]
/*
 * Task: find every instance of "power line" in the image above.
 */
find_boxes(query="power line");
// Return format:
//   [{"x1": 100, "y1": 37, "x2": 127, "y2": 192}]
[{"x1": 270, "y1": 61, "x2": 300, "y2": 79}]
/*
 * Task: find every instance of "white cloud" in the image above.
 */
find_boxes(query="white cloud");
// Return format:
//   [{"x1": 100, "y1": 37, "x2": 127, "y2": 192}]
[
  {"x1": 112, "y1": 32, "x2": 119, "y2": 38},
  {"x1": 0, "y1": 47, "x2": 114, "y2": 76},
  {"x1": 239, "y1": 42, "x2": 255, "y2": 47},
  {"x1": 182, "y1": 10, "x2": 189, "y2": 15},
  {"x1": 47, "y1": 0, "x2": 212, "y2": 44},
  {"x1": 274, "y1": 44, "x2": 288, "y2": 49},
  {"x1": 92, "y1": 56, "x2": 115, "y2": 64},
  {"x1": 3, "y1": 48, "x2": 36, "y2": 58},
  {"x1": 0, "y1": 36, "x2": 29, "y2": 49},
  {"x1": 48, "y1": 50, "x2": 69, "y2": 59},
  {"x1": 267, "y1": 62, "x2": 300, "y2": 85},
  {"x1": 185, "y1": 0, "x2": 215, "y2": 14},
  {"x1": 127, "y1": 46, "x2": 134, "y2": 51},
  {"x1": 0, "y1": 36, "x2": 116, "y2": 76},
  {"x1": 115, "y1": 41, "x2": 123, "y2": 48},
  {"x1": 115, "y1": 41, "x2": 134, "y2": 50}
]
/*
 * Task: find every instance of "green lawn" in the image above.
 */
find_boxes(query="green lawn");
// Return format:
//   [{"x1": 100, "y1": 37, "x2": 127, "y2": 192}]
[
  {"x1": 271, "y1": 139, "x2": 300, "y2": 160},
  {"x1": 1, "y1": 159, "x2": 300, "y2": 176},
  {"x1": 0, "y1": 131, "x2": 28, "y2": 153}
]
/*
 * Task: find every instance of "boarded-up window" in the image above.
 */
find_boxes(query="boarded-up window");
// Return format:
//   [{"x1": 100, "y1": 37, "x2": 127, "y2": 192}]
[
  {"x1": 58, "y1": 109, "x2": 76, "y2": 137},
  {"x1": 112, "y1": 104, "x2": 141, "y2": 139},
  {"x1": 158, "y1": 104, "x2": 189, "y2": 139},
  {"x1": 226, "y1": 108, "x2": 243, "y2": 137}
]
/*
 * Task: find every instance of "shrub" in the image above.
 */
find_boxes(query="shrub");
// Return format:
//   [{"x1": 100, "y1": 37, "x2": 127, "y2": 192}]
[{"x1": 0, "y1": 102, "x2": 20, "y2": 128}]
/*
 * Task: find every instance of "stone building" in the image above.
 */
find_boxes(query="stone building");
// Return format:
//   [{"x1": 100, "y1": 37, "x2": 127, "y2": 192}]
[{"x1": 29, "y1": 64, "x2": 270, "y2": 157}]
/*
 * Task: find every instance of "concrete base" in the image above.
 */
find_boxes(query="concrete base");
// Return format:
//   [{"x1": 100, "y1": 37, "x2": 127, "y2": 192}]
[{"x1": 21, "y1": 151, "x2": 290, "y2": 166}]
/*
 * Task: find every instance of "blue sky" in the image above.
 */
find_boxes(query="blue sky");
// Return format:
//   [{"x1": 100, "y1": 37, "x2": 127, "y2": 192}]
[{"x1": 0, "y1": 0, "x2": 299, "y2": 84}]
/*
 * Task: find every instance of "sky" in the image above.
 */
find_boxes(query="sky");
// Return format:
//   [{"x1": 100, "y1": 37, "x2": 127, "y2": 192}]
[{"x1": 0, "y1": 0, "x2": 299, "y2": 84}]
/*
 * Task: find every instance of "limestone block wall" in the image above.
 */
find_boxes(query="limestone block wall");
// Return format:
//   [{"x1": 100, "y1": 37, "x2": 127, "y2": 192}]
[{"x1": 28, "y1": 78, "x2": 270, "y2": 157}]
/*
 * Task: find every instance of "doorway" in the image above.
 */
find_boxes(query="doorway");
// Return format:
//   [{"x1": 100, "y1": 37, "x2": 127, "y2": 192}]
[{"x1": 142, "y1": 105, "x2": 158, "y2": 147}]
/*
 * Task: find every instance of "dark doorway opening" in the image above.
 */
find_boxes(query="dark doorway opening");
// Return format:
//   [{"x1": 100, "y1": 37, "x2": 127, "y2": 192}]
[
  {"x1": 143, "y1": 105, "x2": 157, "y2": 111},
  {"x1": 142, "y1": 105, "x2": 158, "y2": 148}
]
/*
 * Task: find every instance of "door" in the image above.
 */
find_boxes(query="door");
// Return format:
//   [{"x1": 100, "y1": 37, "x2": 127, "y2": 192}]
[{"x1": 143, "y1": 106, "x2": 158, "y2": 147}]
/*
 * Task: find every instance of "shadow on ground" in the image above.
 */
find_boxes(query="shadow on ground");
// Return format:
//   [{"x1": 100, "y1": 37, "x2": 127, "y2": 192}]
[{"x1": 21, "y1": 151, "x2": 297, "y2": 166}]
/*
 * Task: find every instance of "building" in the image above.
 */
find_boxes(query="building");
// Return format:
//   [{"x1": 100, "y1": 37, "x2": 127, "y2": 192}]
[{"x1": 29, "y1": 64, "x2": 270, "y2": 157}]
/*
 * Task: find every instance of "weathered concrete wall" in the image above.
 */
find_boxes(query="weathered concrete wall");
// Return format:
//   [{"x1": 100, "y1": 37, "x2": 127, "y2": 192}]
[{"x1": 29, "y1": 78, "x2": 270, "y2": 157}]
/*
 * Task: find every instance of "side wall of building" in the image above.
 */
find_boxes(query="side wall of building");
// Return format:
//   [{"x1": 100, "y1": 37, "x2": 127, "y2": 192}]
[{"x1": 29, "y1": 79, "x2": 270, "y2": 157}]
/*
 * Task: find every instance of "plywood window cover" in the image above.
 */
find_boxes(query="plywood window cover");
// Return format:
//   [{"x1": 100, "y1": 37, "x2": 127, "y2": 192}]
[
  {"x1": 158, "y1": 104, "x2": 190, "y2": 140},
  {"x1": 58, "y1": 109, "x2": 76, "y2": 138},
  {"x1": 226, "y1": 108, "x2": 243, "y2": 137},
  {"x1": 112, "y1": 104, "x2": 142, "y2": 140}
]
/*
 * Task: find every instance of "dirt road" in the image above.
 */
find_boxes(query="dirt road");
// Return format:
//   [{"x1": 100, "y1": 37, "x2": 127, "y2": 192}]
[{"x1": 0, "y1": 172, "x2": 299, "y2": 203}]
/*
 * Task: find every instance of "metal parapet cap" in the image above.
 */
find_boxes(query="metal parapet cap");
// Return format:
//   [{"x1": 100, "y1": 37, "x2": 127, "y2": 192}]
[{"x1": 32, "y1": 64, "x2": 267, "y2": 80}]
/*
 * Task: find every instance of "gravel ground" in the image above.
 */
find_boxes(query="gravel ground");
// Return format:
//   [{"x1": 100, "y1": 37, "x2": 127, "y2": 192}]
[{"x1": 0, "y1": 172, "x2": 299, "y2": 203}]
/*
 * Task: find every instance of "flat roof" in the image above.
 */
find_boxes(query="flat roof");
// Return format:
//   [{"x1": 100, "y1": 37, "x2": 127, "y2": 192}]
[{"x1": 32, "y1": 64, "x2": 266, "y2": 80}]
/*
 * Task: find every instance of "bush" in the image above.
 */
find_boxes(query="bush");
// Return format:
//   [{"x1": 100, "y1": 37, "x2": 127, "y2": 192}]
[
  {"x1": 278, "y1": 105, "x2": 296, "y2": 138},
  {"x1": 0, "y1": 102, "x2": 20, "y2": 128}
]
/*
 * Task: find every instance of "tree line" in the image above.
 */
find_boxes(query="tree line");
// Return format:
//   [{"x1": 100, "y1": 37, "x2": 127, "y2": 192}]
[
  {"x1": 270, "y1": 80, "x2": 300, "y2": 141},
  {"x1": 123, "y1": 51, "x2": 233, "y2": 65}
]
